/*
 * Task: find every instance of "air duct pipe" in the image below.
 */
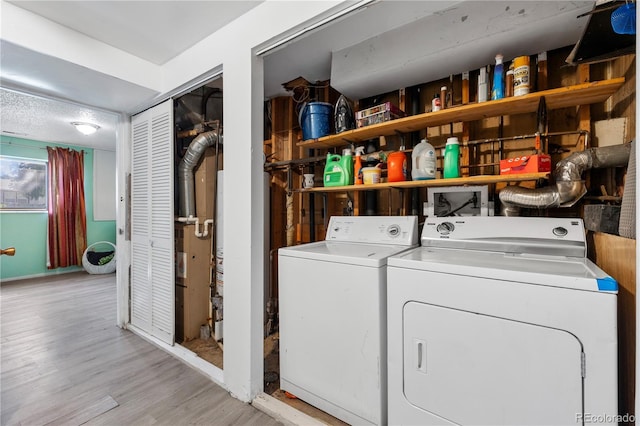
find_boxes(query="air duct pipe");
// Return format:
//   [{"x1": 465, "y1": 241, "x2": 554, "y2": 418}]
[
  {"x1": 175, "y1": 98, "x2": 204, "y2": 130},
  {"x1": 178, "y1": 130, "x2": 222, "y2": 218},
  {"x1": 499, "y1": 143, "x2": 631, "y2": 216}
]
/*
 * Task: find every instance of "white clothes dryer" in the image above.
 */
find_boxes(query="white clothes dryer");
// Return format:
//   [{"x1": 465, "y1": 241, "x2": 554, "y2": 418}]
[
  {"x1": 387, "y1": 217, "x2": 618, "y2": 425},
  {"x1": 279, "y1": 215, "x2": 418, "y2": 425}
]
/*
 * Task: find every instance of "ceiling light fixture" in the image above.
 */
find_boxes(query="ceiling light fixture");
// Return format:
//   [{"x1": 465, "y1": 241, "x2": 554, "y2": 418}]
[{"x1": 71, "y1": 122, "x2": 100, "y2": 135}]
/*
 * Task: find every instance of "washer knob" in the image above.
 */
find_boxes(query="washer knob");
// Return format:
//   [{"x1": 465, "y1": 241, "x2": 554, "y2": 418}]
[
  {"x1": 436, "y1": 222, "x2": 455, "y2": 235},
  {"x1": 387, "y1": 224, "x2": 400, "y2": 237},
  {"x1": 553, "y1": 226, "x2": 568, "y2": 237}
]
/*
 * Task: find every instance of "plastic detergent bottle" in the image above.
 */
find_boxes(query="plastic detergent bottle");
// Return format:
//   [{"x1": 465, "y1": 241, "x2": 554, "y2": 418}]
[
  {"x1": 324, "y1": 153, "x2": 348, "y2": 186},
  {"x1": 354, "y1": 146, "x2": 365, "y2": 185},
  {"x1": 443, "y1": 137, "x2": 461, "y2": 179},
  {"x1": 491, "y1": 54, "x2": 505, "y2": 100},
  {"x1": 387, "y1": 150, "x2": 407, "y2": 182},
  {"x1": 411, "y1": 139, "x2": 436, "y2": 180},
  {"x1": 341, "y1": 148, "x2": 354, "y2": 185}
]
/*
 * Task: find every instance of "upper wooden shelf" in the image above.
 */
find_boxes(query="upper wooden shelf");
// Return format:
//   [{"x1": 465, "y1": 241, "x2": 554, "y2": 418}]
[
  {"x1": 297, "y1": 78, "x2": 625, "y2": 149},
  {"x1": 297, "y1": 172, "x2": 549, "y2": 193}
]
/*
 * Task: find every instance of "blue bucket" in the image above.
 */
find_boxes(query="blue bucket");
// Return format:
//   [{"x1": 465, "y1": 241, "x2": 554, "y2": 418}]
[{"x1": 300, "y1": 102, "x2": 333, "y2": 140}]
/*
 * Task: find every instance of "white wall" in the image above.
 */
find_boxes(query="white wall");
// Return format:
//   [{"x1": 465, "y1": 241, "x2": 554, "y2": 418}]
[
  {"x1": 93, "y1": 149, "x2": 116, "y2": 221},
  {"x1": 161, "y1": 1, "x2": 343, "y2": 92},
  {"x1": 155, "y1": 0, "x2": 344, "y2": 402},
  {"x1": 167, "y1": 1, "x2": 349, "y2": 393}
]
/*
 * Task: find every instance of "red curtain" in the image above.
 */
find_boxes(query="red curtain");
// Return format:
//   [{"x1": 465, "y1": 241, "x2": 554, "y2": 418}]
[{"x1": 47, "y1": 147, "x2": 87, "y2": 269}]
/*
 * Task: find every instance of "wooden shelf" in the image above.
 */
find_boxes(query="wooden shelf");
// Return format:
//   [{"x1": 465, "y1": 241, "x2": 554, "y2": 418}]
[
  {"x1": 297, "y1": 78, "x2": 625, "y2": 149},
  {"x1": 297, "y1": 172, "x2": 549, "y2": 193}
]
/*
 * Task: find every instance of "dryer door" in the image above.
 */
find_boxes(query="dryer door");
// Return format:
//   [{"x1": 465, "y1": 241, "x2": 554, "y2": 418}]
[{"x1": 403, "y1": 301, "x2": 583, "y2": 425}]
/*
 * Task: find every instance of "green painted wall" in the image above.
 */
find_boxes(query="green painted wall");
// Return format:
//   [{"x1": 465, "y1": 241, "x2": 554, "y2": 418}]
[{"x1": 0, "y1": 136, "x2": 116, "y2": 281}]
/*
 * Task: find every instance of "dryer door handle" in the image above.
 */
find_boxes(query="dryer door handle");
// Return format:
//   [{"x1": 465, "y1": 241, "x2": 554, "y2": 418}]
[{"x1": 414, "y1": 338, "x2": 427, "y2": 374}]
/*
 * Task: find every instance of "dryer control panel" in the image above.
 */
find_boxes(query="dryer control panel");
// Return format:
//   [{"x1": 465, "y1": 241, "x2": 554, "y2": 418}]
[
  {"x1": 422, "y1": 217, "x2": 587, "y2": 257},
  {"x1": 326, "y1": 216, "x2": 418, "y2": 246}
]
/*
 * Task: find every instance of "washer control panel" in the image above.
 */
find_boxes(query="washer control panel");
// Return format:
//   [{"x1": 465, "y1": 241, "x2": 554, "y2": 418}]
[{"x1": 326, "y1": 216, "x2": 418, "y2": 246}]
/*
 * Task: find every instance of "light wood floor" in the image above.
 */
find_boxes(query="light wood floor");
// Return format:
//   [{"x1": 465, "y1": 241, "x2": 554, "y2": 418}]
[{"x1": 0, "y1": 272, "x2": 281, "y2": 426}]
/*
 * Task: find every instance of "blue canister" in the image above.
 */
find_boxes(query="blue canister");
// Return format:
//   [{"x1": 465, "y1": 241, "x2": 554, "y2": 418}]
[{"x1": 300, "y1": 102, "x2": 333, "y2": 140}]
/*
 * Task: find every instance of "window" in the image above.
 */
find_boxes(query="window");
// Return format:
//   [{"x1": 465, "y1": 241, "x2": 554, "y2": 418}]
[{"x1": 0, "y1": 156, "x2": 47, "y2": 211}]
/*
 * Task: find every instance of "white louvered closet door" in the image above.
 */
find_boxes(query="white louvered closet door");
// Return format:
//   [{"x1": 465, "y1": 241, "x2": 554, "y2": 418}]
[{"x1": 130, "y1": 100, "x2": 175, "y2": 345}]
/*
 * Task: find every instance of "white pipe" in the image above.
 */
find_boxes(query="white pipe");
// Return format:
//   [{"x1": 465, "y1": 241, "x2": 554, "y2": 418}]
[
  {"x1": 176, "y1": 216, "x2": 213, "y2": 238},
  {"x1": 176, "y1": 215, "x2": 197, "y2": 224},
  {"x1": 195, "y1": 219, "x2": 214, "y2": 238}
]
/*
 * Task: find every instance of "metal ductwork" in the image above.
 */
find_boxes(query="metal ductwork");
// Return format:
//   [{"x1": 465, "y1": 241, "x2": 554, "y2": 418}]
[
  {"x1": 175, "y1": 98, "x2": 204, "y2": 130},
  {"x1": 178, "y1": 130, "x2": 222, "y2": 218},
  {"x1": 499, "y1": 143, "x2": 631, "y2": 216}
]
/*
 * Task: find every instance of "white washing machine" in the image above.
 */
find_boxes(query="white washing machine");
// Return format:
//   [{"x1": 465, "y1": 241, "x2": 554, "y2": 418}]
[
  {"x1": 387, "y1": 217, "x2": 618, "y2": 426},
  {"x1": 279, "y1": 215, "x2": 418, "y2": 425}
]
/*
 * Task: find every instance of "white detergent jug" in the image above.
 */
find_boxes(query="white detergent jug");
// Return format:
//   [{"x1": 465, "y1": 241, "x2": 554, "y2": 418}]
[{"x1": 411, "y1": 139, "x2": 436, "y2": 180}]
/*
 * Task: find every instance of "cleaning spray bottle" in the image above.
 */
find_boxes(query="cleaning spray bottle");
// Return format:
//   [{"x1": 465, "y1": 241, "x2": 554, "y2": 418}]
[
  {"x1": 354, "y1": 146, "x2": 365, "y2": 185},
  {"x1": 491, "y1": 54, "x2": 504, "y2": 100}
]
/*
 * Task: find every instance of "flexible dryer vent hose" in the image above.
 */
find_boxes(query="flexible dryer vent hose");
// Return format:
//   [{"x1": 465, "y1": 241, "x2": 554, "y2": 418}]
[
  {"x1": 499, "y1": 143, "x2": 631, "y2": 216},
  {"x1": 177, "y1": 130, "x2": 222, "y2": 218}
]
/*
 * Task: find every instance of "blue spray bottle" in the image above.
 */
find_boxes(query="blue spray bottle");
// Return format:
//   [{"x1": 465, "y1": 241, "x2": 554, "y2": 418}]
[{"x1": 491, "y1": 54, "x2": 504, "y2": 100}]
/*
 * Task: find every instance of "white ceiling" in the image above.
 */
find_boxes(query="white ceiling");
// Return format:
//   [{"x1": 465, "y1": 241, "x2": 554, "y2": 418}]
[
  {"x1": 1, "y1": 87, "x2": 118, "y2": 151},
  {"x1": 5, "y1": 0, "x2": 263, "y2": 65},
  {"x1": 0, "y1": 0, "x2": 597, "y2": 152}
]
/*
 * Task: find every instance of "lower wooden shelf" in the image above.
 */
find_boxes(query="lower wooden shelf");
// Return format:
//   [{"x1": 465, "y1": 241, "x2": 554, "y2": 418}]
[{"x1": 297, "y1": 173, "x2": 549, "y2": 193}]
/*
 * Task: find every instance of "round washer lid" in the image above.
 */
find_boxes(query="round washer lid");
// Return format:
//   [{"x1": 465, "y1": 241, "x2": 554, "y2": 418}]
[{"x1": 279, "y1": 241, "x2": 415, "y2": 268}]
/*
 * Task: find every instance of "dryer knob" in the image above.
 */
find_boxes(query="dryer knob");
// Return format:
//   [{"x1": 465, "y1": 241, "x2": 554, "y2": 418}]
[{"x1": 436, "y1": 222, "x2": 455, "y2": 235}]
